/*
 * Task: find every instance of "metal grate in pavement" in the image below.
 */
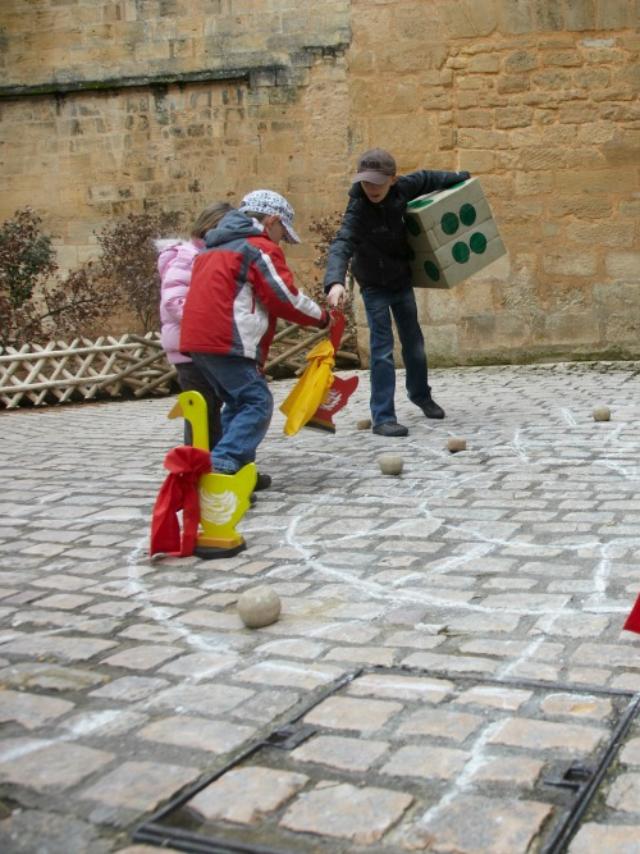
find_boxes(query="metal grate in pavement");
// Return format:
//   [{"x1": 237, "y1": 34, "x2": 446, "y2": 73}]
[{"x1": 133, "y1": 667, "x2": 640, "y2": 854}]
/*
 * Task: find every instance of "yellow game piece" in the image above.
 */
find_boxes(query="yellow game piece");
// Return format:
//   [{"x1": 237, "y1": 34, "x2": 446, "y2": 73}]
[
  {"x1": 168, "y1": 391, "x2": 256, "y2": 558},
  {"x1": 280, "y1": 339, "x2": 336, "y2": 436}
]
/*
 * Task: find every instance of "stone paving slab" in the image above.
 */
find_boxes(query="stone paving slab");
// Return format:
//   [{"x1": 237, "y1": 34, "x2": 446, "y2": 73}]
[{"x1": 0, "y1": 362, "x2": 639, "y2": 852}]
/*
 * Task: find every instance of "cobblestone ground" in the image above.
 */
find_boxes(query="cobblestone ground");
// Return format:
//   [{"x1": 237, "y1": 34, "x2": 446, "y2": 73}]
[{"x1": 0, "y1": 362, "x2": 639, "y2": 853}]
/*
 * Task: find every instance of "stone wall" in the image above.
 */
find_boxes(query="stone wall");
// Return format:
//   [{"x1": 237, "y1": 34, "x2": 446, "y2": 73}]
[{"x1": 1, "y1": 0, "x2": 638, "y2": 363}]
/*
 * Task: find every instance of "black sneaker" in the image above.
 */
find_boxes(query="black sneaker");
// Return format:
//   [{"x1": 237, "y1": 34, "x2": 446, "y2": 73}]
[
  {"x1": 420, "y1": 397, "x2": 445, "y2": 419},
  {"x1": 372, "y1": 422, "x2": 409, "y2": 437},
  {"x1": 254, "y1": 472, "x2": 272, "y2": 491}
]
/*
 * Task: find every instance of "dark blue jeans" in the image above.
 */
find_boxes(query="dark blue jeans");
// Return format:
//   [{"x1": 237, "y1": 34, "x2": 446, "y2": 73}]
[
  {"x1": 191, "y1": 354, "x2": 273, "y2": 474},
  {"x1": 361, "y1": 286, "x2": 431, "y2": 427},
  {"x1": 176, "y1": 361, "x2": 222, "y2": 451}
]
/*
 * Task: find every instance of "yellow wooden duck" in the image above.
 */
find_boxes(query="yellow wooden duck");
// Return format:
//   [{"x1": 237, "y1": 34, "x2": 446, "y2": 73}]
[{"x1": 168, "y1": 390, "x2": 257, "y2": 558}]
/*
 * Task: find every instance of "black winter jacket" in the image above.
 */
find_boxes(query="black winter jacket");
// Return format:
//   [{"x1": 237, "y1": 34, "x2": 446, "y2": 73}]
[{"x1": 324, "y1": 169, "x2": 470, "y2": 293}]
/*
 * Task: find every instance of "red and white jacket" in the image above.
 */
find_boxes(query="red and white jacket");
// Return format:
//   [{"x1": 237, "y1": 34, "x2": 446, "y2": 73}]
[{"x1": 180, "y1": 211, "x2": 328, "y2": 366}]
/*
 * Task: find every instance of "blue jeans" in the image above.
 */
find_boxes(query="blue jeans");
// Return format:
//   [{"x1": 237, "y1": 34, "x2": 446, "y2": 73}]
[
  {"x1": 176, "y1": 361, "x2": 222, "y2": 451},
  {"x1": 191, "y1": 354, "x2": 273, "y2": 474},
  {"x1": 361, "y1": 286, "x2": 431, "y2": 427}
]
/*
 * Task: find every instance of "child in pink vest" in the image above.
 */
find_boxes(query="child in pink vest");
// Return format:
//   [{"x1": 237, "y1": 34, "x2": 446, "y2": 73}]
[{"x1": 157, "y1": 203, "x2": 230, "y2": 455}]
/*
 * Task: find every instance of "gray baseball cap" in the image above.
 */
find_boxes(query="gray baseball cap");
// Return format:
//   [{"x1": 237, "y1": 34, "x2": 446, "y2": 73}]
[{"x1": 352, "y1": 148, "x2": 397, "y2": 185}]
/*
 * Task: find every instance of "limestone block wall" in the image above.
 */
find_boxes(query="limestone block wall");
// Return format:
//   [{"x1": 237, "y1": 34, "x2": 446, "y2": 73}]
[
  {"x1": 1, "y1": 0, "x2": 638, "y2": 363},
  {"x1": 348, "y1": 0, "x2": 640, "y2": 365},
  {"x1": 0, "y1": 0, "x2": 352, "y2": 285}
]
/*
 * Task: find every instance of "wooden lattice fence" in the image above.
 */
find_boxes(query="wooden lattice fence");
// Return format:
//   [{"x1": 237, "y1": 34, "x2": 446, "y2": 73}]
[
  {"x1": 0, "y1": 333, "x2": 176, "y2": 409},
  {"x1": 0, "y1": 323, "x2": 360, "y2": 410}
]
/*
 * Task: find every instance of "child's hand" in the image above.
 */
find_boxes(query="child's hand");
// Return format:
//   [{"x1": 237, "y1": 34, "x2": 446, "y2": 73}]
[{"x1": 327, "y1": 283, "x2": 347, "y2": 308}]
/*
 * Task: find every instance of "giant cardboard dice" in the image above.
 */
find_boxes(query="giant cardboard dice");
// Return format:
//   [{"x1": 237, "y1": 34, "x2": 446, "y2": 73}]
[{"x1": 405, "y1": 178, "x2": 507, "y2": 289}]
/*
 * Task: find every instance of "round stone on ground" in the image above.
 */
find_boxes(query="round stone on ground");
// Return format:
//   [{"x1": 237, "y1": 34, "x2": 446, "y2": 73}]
[
  {"x1": 447, "y1": 437, "x2": 467, "y2": 453},
  {"x1": 237, "y1": 586, "x2": 281, "y2": 629},
  {"x1": 357, "y1": 418, "x2": 372, "y2": 430},
  {"x1": 593, "y1": 406, "x2": 611, "y2": 422},
  {"x1": 378, "y1": 455, "x2": 404, "y2": 476}
]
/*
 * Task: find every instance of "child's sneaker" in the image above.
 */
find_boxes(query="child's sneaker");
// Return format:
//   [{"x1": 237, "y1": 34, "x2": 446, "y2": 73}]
[{"x1": 255, "y1": 472, "x2": 272, "y2": 491}]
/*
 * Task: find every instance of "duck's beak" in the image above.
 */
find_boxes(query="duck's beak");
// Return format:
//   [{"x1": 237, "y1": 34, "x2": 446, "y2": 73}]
[{"x1": 168, "y1": 400, "x2": 184, "y2": 420}]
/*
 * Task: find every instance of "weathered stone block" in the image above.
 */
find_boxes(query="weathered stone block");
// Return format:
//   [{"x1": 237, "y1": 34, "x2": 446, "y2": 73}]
[
  {"x1": 406, "y1": 178, "x2": 507, "y2": 289},
  {"x1": 458, "y1": 128, "x2": 510, "y2": 149},
  {"x1": 467, "y1": 54, "x2": 501, "y2": 73},
  {"x1": 443, "y1": 1, "x2": 499, "y2": 37},
  {"x1": 498, "y1": 0, "x2": 532, "y2": 35},
  {"x1": 460, "y1": 150, "x2": 497, "y2": 172},
  {"x1": 497, "y1": 73, "x2": 531, "y2": 93},
  {"x1": 438, "y1": 127, "x2": 456, "y2": 149},
  {"x1": 569, "y1": 823, "x2": 640, "y2": 854},
  {"x1": 280, "y1": 781, "x2": 413, "y2": 845},
  {"x1": 412, "y1": 795, "x2": 553, "y2": 854},
  {"x1": 563, "y1": 2, "x2": 597, "y2": 31},
  {"x1": 504, "y1": 50, "x2": 538, "y2": 73},
  {"x1": 423, "y1": 323, "x2": 459, "y2": 362},
  {"x1": 532, "y1": 2, "x2": 564, "y2": 30},
  {"x1": 544, "y1": 311, "x2": 599, "y2": 344},
  {"x1": 567, "y1": 221, "x2": 634, "y2": 247},
  {"x1": 605, "y1": 252, "x2": 640, "y2": 280},
  {"x1": 559, "y1": 102, "x2": 600, "y2": 123},
  {"x1": 188, "y1": 766, "x2": 308, "y2": 823},
  {"x1": 596, "y1": 0, "x2": 634, "y2": 29},
  {"x1": 456, "y1": 108, "x2": 495, "y2": 128},
  {"x1": 543, "y1": 50, "x2": 582, "y2": 67},
  {"x1": 496, "y1": 106, "x2": 534, "y2": 128},
  {"x1": 543, "y1": 252, "x2": 597, "y2": 277}
]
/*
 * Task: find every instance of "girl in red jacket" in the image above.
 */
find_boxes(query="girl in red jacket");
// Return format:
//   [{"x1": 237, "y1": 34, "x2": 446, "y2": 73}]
[{"x1": 180, "y1": 190, "x2": 329, "y2": 478}]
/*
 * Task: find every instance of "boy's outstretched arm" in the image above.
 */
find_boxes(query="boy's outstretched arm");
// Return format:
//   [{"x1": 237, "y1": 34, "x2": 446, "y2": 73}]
[
  {"x1": 323, "y1": 200, "x2": 360, "y2": 306},
  {"x1": 400, "y1": 169, "x2": 471, "y2": 199},
  {"x1": 251, "y1": 245, "x2": 329, "y2": 329}
]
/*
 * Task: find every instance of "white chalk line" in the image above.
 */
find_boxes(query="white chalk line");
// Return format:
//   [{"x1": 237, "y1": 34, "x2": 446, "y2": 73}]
[
  {"x1": 408, "y1": 718, "x2": 505, "y2": 836},
  {"x1": 3, "y1": 376, "x2": 639, "y2": 810},
  {"x1": 16, "y1": 406, "x2": 626, "y2": 761},
  {"x1": 137, "y1": 413, "x2": 639, "y2": 647}
]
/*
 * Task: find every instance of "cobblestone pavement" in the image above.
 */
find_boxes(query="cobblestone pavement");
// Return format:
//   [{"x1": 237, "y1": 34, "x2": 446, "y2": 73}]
[{"x1": 1, "y1": 361, "x2": 640, "y2": 853}]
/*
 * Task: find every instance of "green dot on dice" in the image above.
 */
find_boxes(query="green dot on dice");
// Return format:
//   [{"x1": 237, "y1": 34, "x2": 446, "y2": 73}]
[
  {"x1": 460, "y1": 203, "x2": 476, "y2": 226},
  {"x1": 424, "y1": 260, "x2": 440, "y2": 281},
  {"x1": 470, "y1": 232, "x2": 487, "y2": 254},
  {"x1": 452, "y1": 241, "x2": 470, "y2": 263},
  {"x1": 407, "y1": 198, "x2": 434, "y2": 210},
  {"x1": 441, "y1": 212, "x2": 459, "y2": 235},
  {"x1": 406, "y1": 216, "x2": 421, "y2": 236}
]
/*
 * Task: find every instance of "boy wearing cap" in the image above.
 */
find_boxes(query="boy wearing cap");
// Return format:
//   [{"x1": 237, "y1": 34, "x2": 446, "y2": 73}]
[
  {"x1": 325, "y1": 148, "x2": 469, "y2": 437},
  {"x1": 181, "y1": 190, "x2": 330, "y2": 476}
]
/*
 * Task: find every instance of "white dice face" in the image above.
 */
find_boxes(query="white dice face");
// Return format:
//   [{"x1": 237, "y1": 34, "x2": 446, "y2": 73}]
[{"x1": 405, "y1": 178, "x2": 507, "y2": 289}]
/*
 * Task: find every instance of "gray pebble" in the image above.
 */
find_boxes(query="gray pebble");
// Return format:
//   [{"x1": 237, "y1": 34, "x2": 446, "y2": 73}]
[
  {"x1": 377, "y1": 454, "x2": 404, "y2": 475},
  {"x1": 593, "y1": 406, "x2": 611, "y2": 422},
  {"x1": 238, "y1": 586, "x2": 281, "y2": 629}
]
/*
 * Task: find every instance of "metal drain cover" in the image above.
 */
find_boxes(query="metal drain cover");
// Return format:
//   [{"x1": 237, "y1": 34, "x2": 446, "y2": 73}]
[{"x1": 135, "y1": 668, "x2": 639, "y2": 853}]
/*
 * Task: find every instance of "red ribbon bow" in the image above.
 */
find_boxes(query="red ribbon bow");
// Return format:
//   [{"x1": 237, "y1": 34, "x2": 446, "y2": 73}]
[{"x1": 150, "y1": 446, "x2": 211, "y2": 557}]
